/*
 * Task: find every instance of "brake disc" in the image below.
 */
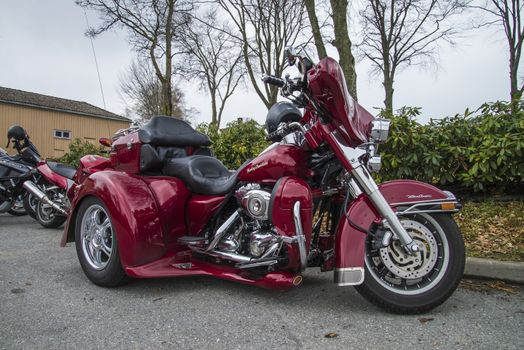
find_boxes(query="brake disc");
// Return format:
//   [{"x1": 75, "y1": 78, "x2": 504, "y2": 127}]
[{"x1": 379, "y1": 219, "x2": 438, "y2": 280}]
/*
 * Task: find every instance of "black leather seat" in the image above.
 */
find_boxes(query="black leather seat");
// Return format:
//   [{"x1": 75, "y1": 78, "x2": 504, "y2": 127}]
[
  {"x1": 138, "y1": 116, "x2": 211, "y2": 147},
  {"x1": 162, "y1": 156, "x2": 238, "y2": 195},
  {"x1": 47, "y1": 162, "x2": 76, "y2": 180}
]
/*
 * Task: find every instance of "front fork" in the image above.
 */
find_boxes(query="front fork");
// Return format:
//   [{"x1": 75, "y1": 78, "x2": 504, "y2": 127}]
[{"x1": 349, "y1": 164, "x2": 419, "y2": 254}]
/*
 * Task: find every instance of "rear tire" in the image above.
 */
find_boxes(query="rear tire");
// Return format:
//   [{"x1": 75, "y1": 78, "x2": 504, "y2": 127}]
[
  {"x1": 74, "y1": 196, "x2": 129, "y2": 287},
  {"x1": 36, "y1": 201, "x2": 67, "y2": 228},
  {"x1": 355, "y1": 213, "x2": 465, "y2": 314}
]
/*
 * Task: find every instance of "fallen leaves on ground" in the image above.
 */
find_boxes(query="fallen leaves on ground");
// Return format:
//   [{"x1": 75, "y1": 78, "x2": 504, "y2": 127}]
[
  {"x1": 455, "y1": 201, "x2": 524, "y2": 261},
  {"x1": 460, "y1": 279, "x2": 520, "y2": 295}
]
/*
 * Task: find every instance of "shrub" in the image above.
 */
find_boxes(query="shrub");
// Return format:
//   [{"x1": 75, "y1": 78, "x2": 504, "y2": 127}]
[
  {"x1": 379, "y1": 100, "x2": 524, "y2": 193},
  {"x1": 197, "y1": 120, "x2": 269, "y2": 169},
  {"x1": 58, "y1": 138, "x2": 105, "y2": 168}
]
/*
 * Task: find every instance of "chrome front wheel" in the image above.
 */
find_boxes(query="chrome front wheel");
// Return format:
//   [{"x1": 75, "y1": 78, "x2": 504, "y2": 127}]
[{"x1": 355, "y1": 213, "x2": 465, "y2": 314}]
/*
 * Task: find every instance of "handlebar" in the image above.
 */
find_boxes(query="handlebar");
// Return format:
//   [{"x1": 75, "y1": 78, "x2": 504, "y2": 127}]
[{"x1": 261, "y1": 74, "x2": 286, "y2": 88}]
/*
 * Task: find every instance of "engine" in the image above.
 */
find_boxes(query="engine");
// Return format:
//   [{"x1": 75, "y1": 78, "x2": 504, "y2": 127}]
[{"x1": 210, "y1": 184, "x2": 282, "y2": 266}]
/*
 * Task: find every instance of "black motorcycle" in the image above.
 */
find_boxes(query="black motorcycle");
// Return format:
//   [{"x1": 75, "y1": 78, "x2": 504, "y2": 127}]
[{"x1": 0, "y1": 125, "x2": 42, "y2": 218}]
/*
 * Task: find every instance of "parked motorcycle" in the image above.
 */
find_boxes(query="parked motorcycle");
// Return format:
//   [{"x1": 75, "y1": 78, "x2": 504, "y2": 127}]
[
  {"x1": 22, "y1": 139, "x2": 111, "y2": 228},
  {"x1": 61, "y1": 48, "x2": 465, "y2": 314},
  {"x1": 0, "y1": 126, "x2": 42, "y2": 218}
]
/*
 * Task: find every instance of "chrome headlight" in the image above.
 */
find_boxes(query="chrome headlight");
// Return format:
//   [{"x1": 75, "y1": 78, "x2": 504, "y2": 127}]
[{"x1": 370, "y1": 118, "x2": 390, "y2": 143}]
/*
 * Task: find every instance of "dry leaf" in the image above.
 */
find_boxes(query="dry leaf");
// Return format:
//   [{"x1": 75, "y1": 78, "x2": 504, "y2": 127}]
[
  {"x1": 418, "y1": 317, "x2": 434, "y2": 324},
  {"x1": 324, "y1": 332, "x2": 339, "y2": 338}
]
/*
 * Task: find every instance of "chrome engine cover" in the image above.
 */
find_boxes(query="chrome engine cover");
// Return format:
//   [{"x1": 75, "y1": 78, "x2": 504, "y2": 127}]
[{"x1": 236, "y1": 185, "x2": 271, "y2": 220}]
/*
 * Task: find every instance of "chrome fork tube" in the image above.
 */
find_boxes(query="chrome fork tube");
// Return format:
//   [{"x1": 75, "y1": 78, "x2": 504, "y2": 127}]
[{"x1": 350, "y1": 165, "x2": 419, "y2": 254}]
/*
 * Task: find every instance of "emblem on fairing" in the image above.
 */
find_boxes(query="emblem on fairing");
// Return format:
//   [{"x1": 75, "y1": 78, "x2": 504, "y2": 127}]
[
  {"x1": 247, "y1": 161, "x2": 268, "y2": 173},
  {"x1": 406, "y1": 194, "x2": 433, "y2": 199}
]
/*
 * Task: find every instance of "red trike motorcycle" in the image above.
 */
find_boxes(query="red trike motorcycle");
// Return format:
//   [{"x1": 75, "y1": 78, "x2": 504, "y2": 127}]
[{"x1": 61, "y1": 49, "x2": 465, "y2": 314}]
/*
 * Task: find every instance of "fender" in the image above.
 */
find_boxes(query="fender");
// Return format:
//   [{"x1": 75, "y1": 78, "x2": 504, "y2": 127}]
[
  {"x1": 334, "y1": 179, "x2": 459, "y2": 286},
  {"x1": 270, "y1": 176, "x2": 313, "y2": 271},
  {"x1": 61, "y1": 170, "x2": 165, "y2": 268}
]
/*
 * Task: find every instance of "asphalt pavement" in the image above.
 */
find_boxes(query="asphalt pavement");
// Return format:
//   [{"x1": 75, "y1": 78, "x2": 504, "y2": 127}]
[{"x1": 1, "y1": 214, "x2": 523, "y2": 350}]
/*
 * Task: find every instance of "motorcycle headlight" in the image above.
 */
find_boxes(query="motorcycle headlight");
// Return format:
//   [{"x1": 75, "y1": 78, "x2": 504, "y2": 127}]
[{"x1": 370, "y1": 118, "x2": 390, "y2": 143}]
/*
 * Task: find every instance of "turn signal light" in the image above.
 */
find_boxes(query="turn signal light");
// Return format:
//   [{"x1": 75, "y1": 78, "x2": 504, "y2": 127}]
[{"x1": 440, "y1": 202, "x2": 456, "y2": 210}]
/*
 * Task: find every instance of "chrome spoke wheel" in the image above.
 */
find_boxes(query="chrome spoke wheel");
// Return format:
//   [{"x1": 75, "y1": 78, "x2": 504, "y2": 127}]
[
  {"x1": 366, "y1": 213, "x2": 449, "y2": 296},
  {"x1": 80, "y1": 204, "x2": 113, "y2": 270}
]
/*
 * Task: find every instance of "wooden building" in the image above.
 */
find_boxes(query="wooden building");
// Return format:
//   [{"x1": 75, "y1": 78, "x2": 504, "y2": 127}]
[{"x1": 0, "y1": 86, "x2": 130, "y2": 159}]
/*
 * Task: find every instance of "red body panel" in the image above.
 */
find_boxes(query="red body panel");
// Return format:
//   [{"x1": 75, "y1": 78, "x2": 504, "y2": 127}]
[
  {"x1": 334, "y1": 180, "x2": 450, "y2": 270},
  {"x1": 37, "y1": 163, "x2": 68, "y2": 189},
  {"x1": 237, "y1": 144, "x2": 310, "y2": 183},
  {"x1": 75, "y1": 155, "x2": 111, "y2": 184},
  {"x1": 142, "y1": 177, "x2": 190, "y2": 243},
  {"x1": 62, "y1": 171, "x2": 167, "y2": 268},
  {"x1": 110, "y1": 131, "x2": 141, "y2": 174},
  {"x1": 186, "y1": 195, "x2": 226, "y2": 235},
  {"x1": 270, "y1": 177, "x2": 313, "y2": 271}
]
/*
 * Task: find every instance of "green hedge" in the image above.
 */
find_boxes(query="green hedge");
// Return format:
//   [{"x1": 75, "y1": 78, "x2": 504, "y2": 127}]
[
  {"x1": 379, "y1": 100, "x2": 524, "y2": 192},
  {"x1": 58, "y1": 138, "x2": 105, "y2": 168},
  {"x1": 197, "y1": 119, "x2": 269, "y2": 169}
]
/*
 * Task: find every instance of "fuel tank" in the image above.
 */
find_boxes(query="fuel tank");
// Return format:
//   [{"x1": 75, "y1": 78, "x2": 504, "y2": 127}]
[{"x1": 237, "y1": 144, "x2": 310, "y2": 183}]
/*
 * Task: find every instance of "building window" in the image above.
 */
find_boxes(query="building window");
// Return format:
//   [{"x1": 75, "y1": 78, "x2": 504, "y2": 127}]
[{"x1": 54, "y1": 130, "x2": 71, "y2": 139}]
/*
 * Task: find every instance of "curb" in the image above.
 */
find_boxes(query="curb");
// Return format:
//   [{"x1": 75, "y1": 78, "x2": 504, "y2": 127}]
[{"x1": 464, "y1": 257, "x2": 524, "y2": 284}]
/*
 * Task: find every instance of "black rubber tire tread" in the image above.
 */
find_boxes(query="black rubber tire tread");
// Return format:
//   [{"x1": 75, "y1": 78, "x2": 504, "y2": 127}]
[
  {"x1": 354, "y1": 213, "x2": 465, "y2": 314},
  {"x1": 36, "y1": 202, "x2": 67, "y2": 228},
  {"x1": 7, "y1": 208, "x2": 27, "y2": 216},
  {"x1": 74, "y1": 196, "x2": 130, "y2": 287},
  {"x1": 23, "y1": 192, "x2": 37, "y2": 219}
]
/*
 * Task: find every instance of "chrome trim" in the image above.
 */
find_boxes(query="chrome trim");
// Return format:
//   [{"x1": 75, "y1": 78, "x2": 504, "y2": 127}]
[
  {"x1": 367, "y1": 156, "x2": 381, "y2": 172},
  {"x1": 390, "y1": 196, "x2": 458, "y2": 207},
  {"x1": 350, "y1": 165, "x2": 419, "y2": 254},
  {"x1": 370, "y1": 118, "x2": 390, "y2": 143},
  {"x1": 206, "y1": 209, "x2": 241, "y2": 251},
  {"x1": 292, "y1": 201, "x2": 307, "y2": 271},
  {"x1": 22, "y1": 181, "x2": 67, "y2": 215},
  {"x1": 237, "y1": 259, "x2": 279, "y2": 269},
  {"x1": 334, "y1": 267, "x2": 365, "y2": 286}
]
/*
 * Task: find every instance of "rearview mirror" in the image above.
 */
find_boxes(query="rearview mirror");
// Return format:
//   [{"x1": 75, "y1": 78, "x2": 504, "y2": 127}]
[{"x1": 285, "y1": 46, "x2": 296, "y2": 66}]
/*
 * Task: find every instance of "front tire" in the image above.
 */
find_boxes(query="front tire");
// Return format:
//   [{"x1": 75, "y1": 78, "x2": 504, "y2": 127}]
[
  {"x1": 7, "y1": 196, "x2": 27, "y2": 216},
  {"x1": 355, "y1": 213, "x2": 465, "y2": 314},
  {"x1": 74, "y1": 197, "x2": 129, "y2": 287},
  {"x1": 23, "y1": 192, "x2": 38, "y2": 219}
]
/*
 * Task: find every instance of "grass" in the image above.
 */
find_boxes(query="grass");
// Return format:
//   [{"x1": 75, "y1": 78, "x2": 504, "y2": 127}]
[{"x1": 455, "y1": 201, "x2": 524, "y2": 262}]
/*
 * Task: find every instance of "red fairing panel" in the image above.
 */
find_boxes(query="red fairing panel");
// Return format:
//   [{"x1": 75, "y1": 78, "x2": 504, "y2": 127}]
[
  {"x1": 142, "y1": 177, "x2": 190, "y2": 244},
  {"x1": 75, "y1": 155, "x2": 112, "y2": 183},
  {"x1": 61, "y1": 171, "x2": 166, "y2": 268},
  {"x1": 308, "y1": 57, "x2": 373, "y2": 146},
  {"x1": 270, "y1": 176, "x2": 313, "y2": 271},
  {"x1": 335, "y1": 180, "x2": 450, "y2": 270},
  {"x1": 110, "y1": 131, "x2": 141, "y2": 174},
  {"x1": 237, "y1": 144, "x2": 310, "y2": 183},
  {"x1": 37, "y1": 163, "x2": 68, "y2": 189},
  {"x1": 186, "y1": 195, "x2": 226, "y2": 235}
]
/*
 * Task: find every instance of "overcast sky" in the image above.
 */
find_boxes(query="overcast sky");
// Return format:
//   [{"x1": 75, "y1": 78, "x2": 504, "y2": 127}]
[{"x1": 0, "y1": 0, "x2": 513, "y2": 126}]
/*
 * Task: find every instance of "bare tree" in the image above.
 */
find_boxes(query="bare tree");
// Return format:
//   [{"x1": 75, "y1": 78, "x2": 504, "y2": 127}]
[
  {"x1": 178, "y1": 10, "x2": 244, "y2": 128},
  {"x1": 120, "y1": 60, "x2": 193, "y2": 121},
  {"x1": 358, "y1": 0, "x2": 465, "y2": 114},
  {"x1": 304, "y1": 0, "x2": 358, "y2": 99},
  {"x1": 215, "y1": 0, "x2": 309, "y2": 109},
  {"x1": 76, "y1": 0, "x2": 192, "y2": 116},
  {"x1": 471, "y1": 0, "x2": 524, "y2": 113}
]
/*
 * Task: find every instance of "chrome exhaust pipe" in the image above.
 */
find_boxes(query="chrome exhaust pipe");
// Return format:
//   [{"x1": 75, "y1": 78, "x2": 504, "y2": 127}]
[{"x1": 23, "y1": 181, "x2": 68, "y2": 216}]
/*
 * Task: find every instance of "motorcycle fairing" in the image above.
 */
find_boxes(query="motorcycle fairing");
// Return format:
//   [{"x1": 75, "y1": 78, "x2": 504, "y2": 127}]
[
  {"x1": 270, "y1": 176, "x2": 313, "y2": 271},
  {"x1": 61, "y1": 171, "x2": 167, "y2": 268},
  {"x1": 334, "y1": 180, "x2": 458, "y2": 285}
]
